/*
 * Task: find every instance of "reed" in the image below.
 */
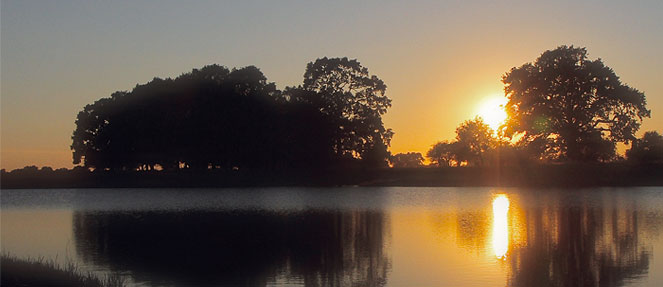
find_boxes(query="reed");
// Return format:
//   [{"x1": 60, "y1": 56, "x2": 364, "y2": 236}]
[{"x1": 1, "y1": 254, "x2": 126, "y2": 287}]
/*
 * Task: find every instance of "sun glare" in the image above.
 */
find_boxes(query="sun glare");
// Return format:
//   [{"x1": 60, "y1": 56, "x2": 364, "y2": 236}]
[
  {"x1": 492, "y1": 194, "x2": 510, "y2": 259},
  {"x1": 477, "y1": 96, "x2": 508, "y2": 131}
]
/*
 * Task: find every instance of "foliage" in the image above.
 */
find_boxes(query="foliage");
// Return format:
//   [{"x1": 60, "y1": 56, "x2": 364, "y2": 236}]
[
  {"x1": 72, "y1": 65, "x2": 284, "y2": 170},
  {"x1": 626, "y1": 131, "x2": 663, "y2": 163},
  {"x1": 502, "y1": 45, "x2": 649, "y2": 162},
  {"x1": 454, "y1": 117, "x2": 497, "y2": 166},
  {"x1": 390, "y1": 152, "x2": 425, "y2": 168},
  {"x1": 427, "y1": 118, "x2": 497, "y2": 167},
  {"x1": 427, "y1": 141, "x2": 461, "y2": 167},
  {"x1": 71, "y1": 59, "x2": 392, "y2": 171},
  {"x1": 289, "y1": 57, "x2": 393, "y2": 165}
]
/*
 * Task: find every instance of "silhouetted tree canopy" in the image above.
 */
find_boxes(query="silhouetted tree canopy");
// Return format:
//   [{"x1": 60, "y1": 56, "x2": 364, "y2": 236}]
[
  {"x1": 427, "y1": 141, "x2": 461, "y2": 167},
  {"x1": 287, "y1": 57, "x2": 393, "y2": 167},
  {"x1": 71, "y1": 60, "x2": 393, "y2": 171},
  {"x1": 626, "y1": 131, "x2": 663, "y2": 164},
  {"x1": 390, "y1": 152, "x2": 424, "y2": 168},
  {"x1": 455, "y1": 117, "x2": 496, "y2": 166},
  {"x1": 502, "y1": 46, "x2": 649, "y2": 162},
  {"x1": 427, "y1": 118, "x2": 497, "y2": 167}
]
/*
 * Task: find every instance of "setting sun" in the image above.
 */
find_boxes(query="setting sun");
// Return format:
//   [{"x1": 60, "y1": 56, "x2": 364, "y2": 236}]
[
  {"x1": 1, "y1": 2, "x2": 663, "y2": 287},
  {"x1": 477, "y1": 96, "x2": 508, "y2": 131}
]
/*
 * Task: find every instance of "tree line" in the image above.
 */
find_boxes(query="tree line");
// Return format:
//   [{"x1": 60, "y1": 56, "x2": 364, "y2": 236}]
[
  {"x1": 391, "y1": 46, "x2": 661, "y2": 168},
  {"x1": 62, "y1": 46, "x2": 662, "y2": 171},
  {"x1": 70, "y1": 57, "x2": 392, "y2": 171}
]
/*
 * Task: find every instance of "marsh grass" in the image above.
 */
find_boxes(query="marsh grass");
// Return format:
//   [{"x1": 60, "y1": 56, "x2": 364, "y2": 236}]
[{"x1": 1, "y1": 254, "x2": 126, "y2": 287}]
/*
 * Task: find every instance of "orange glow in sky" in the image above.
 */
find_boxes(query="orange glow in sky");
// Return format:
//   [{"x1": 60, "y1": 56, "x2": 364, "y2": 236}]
[{"x1": 1, "y1": 1, "x2": 662, "y2": 169}]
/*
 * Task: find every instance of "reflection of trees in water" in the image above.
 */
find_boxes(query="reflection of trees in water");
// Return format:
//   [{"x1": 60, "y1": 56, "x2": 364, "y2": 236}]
[
  {"x1": 429, "y1": 193, "x2": 656, "y2": 286},
  {"x1": 455, "y1": 210, "x2": 490, "y2": 253},
  {"x1": 508, "y1": 194, "x2": 651, "y2": 287},
  {"x1": 73, "y1": 210, "x2": 389, "y2": 287}
]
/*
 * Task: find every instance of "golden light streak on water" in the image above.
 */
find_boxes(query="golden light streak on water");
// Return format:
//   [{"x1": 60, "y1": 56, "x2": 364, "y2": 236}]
[{"x1": 492, "y1": 194, "x2": 509, "y2": 259}]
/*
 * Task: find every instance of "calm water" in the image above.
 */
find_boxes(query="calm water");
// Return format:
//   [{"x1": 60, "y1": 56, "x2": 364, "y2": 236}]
[{"x1": 2, "y1": 187, "x2": 663, "y2": 286}]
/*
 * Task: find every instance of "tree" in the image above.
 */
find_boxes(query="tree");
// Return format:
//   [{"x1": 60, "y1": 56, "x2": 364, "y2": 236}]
[
  {"x1": 292, "y1": 57, "x2": 393, "y2": 165},
  {"x1": 40, "y1": 166, "x2": 54, "y2": 172},
  {"x1": 72, "y1": 61, "x2": 388, "y2": 172},
  {"x1": 426, "y1": 118, "x2": 497, "y2": 167},
  {"x1": 626, "y1": 131, "x2": 663, "y2": 163},
  {"x1": 455, "y1": 117, "x2": 496, "y2": 166},
  {"x1": 426, "y1": 141, "x2": 461, "y2": 167},
  {"x1": 72, "y1": 65, "x2": 290, "y2": 171},
  {"x1": 502, "y1": 46, "x2": 650, "y2": 162},
  {"x1": 390, "y1": 152, "x2": 424, "y2": 168}
]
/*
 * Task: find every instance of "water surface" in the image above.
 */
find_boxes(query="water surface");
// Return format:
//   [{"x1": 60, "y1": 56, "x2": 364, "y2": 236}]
[{"x1": 2, "y1": 187, "x2": 663, "y2": 286}]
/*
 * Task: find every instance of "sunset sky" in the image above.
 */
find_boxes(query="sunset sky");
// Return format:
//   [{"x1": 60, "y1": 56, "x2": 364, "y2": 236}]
[{"x1": 2, "y1": 0, "x2": 662, "y2": 170}]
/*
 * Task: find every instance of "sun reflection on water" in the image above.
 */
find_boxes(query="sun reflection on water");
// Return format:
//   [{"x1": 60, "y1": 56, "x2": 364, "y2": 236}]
[{"x1": 492, "y1": 194, "x2": 509, "y2": 259}]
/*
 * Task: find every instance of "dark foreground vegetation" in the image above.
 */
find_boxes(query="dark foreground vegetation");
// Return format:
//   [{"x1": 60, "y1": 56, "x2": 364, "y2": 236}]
[
  {"x1": 2, "y1": 163, "x2": 661, "y2": 189},
  {"x1": 1, "y1": 255, "x2": 125, "y2": 287}
]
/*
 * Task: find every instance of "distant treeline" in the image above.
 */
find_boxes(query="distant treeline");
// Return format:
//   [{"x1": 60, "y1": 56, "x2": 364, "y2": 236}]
[
  {"x1": 390, "y1": 126, "x2": 663, "y2": 168},
  {"x1": 71, "y1": 58, "x2": 392, "y2": 171}
]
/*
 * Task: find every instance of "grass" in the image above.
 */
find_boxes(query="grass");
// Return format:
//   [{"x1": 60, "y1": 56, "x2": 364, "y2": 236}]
[{"x1": 1, "y1": 254, "x2": 126, "y2": 287}]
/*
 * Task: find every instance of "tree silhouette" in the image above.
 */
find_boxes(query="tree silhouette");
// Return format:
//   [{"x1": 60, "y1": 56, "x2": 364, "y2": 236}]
[
  {"x1": 426, "y1": 118, "x2": 496, "y2": 167},
  {"x1": 73, "y1": 65, "x2": 287, "y2": 170},
  {"x1": 71, "y1": 60, "x2": 392, "y2": 171},
  {"x1": 390, "y1": 152, "x2": 424, "y2": 168},
  {"x1": 626, "y1": 131, "x2": 663, "y2": 163},
  {"x1": 426, "y1": 141, "x2": 461, "y2": 167},
  {"x1": 289, "y1": 57, "x2": 393, "y2": 166},
  {"x1": 455, "y1": 117, "x2": 496, "y2": 166},
  {"x1": 502, "y1": 46, "x2": 650, "y2": 162}
]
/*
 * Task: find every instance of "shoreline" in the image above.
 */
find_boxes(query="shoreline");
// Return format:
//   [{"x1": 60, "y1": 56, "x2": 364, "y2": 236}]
[
  {"x1": 1, "y1": 254, "x2": 125, "y2": 287},
  {"x1": 2, "y1": 163, "x2": 662, "y2": 189}
]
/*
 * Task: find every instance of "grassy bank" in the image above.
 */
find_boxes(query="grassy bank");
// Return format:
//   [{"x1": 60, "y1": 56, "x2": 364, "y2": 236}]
[
  {"x1": 1, "y1": 163, "x2": 662, "y2": 189},
  {"x1": 1, "y1": 255, "x2": 125, "y2": 287}
]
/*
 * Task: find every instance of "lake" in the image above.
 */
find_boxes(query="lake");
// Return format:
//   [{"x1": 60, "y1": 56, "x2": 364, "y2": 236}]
[{"x1": 2, "y1": 187, "x2": 663, "y2": 286}]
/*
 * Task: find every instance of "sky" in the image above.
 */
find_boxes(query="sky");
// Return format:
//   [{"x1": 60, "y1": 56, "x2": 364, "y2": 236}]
[{"x1": 2, "y1": 0, "x2": 662, "y2": 170}]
